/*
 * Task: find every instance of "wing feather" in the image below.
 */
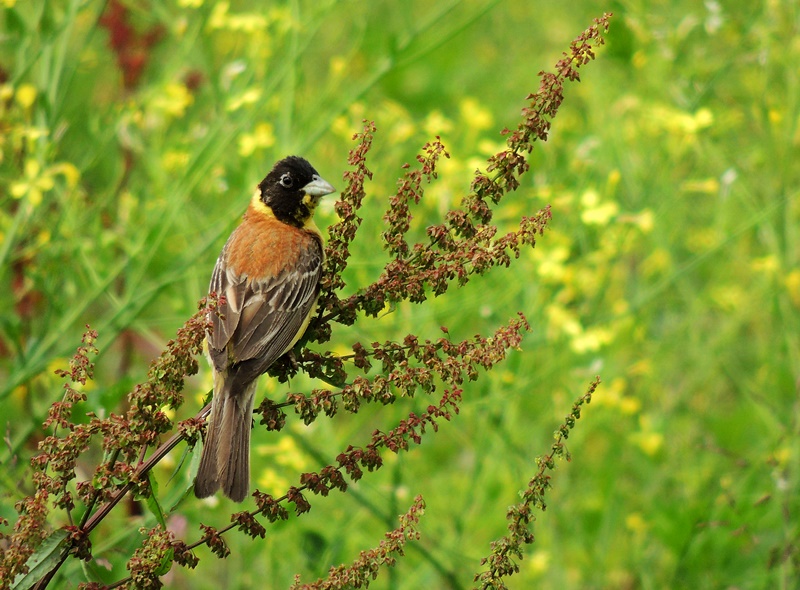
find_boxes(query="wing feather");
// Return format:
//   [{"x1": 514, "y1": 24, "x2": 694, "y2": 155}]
[
  {"x1": 207, "y1": 231, "x2": 322, "y2": 377},
  {"x1": 208, "y1": 252, "x2": 246, "y2": 352}
]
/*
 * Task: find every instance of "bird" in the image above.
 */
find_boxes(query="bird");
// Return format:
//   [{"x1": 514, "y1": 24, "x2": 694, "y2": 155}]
[{"x1": 194, "y1": 156, "x2": 335, "y2": 502}]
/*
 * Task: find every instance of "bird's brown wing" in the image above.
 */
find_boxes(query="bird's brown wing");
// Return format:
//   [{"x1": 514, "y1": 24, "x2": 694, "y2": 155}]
[{"x1": 207, "y1": 236, "x2": 322, "y2": 377}]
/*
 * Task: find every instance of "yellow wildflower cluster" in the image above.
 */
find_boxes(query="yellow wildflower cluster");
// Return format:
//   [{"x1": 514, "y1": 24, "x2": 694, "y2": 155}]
[
  {"x1": 145, "y1": 82, "x2": 195, "y2": 122},
  {"x1": 2, "y1": 84, "x2": 81, "y2": 209},
  {"x1": 256, "y1": 433, "x2": 310, "y2": 496},
  {"x1": 238, "y1": 122, "x2": 276, "y2": 157}
]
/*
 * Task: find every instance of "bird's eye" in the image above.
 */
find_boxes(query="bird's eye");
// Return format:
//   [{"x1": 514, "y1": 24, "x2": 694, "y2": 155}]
[{"x1": 279, "y1": 173, "x2": 293, "y2": 188}]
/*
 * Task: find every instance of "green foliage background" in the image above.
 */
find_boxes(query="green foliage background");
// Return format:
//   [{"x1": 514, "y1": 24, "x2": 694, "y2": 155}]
[{"x1": 1, "y1": 0, "x2": 798, "y2": 588}]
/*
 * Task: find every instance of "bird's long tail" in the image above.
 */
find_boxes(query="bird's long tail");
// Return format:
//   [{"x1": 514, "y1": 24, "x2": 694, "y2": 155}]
[{"x1": 194, "y1": 372, "x2": 257, "y2": 502}]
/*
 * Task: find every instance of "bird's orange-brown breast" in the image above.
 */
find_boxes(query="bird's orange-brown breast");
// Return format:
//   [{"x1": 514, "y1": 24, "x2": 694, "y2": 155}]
[{"x1": 225, "y1": 203, "x2": 321, "y2": 279}]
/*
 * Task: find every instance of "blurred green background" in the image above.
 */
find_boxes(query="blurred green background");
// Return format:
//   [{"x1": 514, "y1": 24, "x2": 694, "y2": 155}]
[{"x1": 1, "y1": 0, "x2": 798, "y2": 588}]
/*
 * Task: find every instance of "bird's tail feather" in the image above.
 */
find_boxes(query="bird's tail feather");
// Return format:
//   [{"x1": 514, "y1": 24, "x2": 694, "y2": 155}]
[{"x1": 194, "y1": 373, "x2": 256, "y2": 502}]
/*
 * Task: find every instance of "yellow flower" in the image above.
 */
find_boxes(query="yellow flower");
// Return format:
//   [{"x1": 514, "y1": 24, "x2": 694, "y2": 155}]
[
  {"x1": 619, "y1": 209, "x2": 654, "y2": 233},
  {"x1": 632, "y1": 50, "x2": 647, "y2": 69},
  {"x1": 331, "y1": 115, "x2": 352, "y2": 139},
  {"x1": 536, "y1": 245, "x2": 570, "y2": 281},
  {"x1": 628, "y1": 358, "x2": 653, "y2": 377},
  {"x1": 606, "y1": 168, "x2": 621, "y2": 191},
  {"x1": 424, "y1": 110, "x2": 453, "y2": 136},
  {"x1": 227, "y1": 12, "x2": 268, "y2": 32},
  {"x1": 526, "y1": 551, "x2": 550, "y2": 575},
  {"x1": 477, "y1": 138, "x2": 506, "y2": 157},
  {"x1": 612, "y1": 299, "x2": 629, "y2": 316},
  {"x1": 545, "y1": 304, "x2": 582, "y2": 339},
  {"x1": 633, "y1": 432, "x2": 663, "y2": 455},
  {"x1": 459, "y1": 97, "x2": 493, "y2": 131},
  {"x1": 693, "y1": 107, "x2": 713, "y2": 129},
  {"x1": 389, "y1": 120, "x2": 415, "y2": 145},
  {"x1": 36, "y1": 229, "x2": 51, "y2": 246},
  {"x1": 226, "y1": 88, "x2": 262, "y2": 112},
  {"x1": 10, "y1": 160, "x2": 54, "y2": 207},
  {"x1": 593, "y1": 377, "x2": 621, "y2": 408},
  {"x1": 14, "y1": 83, "x2": 37, "y2": 109},
  {"x1": 685, "y1": 227, "x2": 721, "y2": 253},
  {"x1": 162, "y1": 150, "x2": 191, "y2": 172},
  {"x1": 238, "y1": 122, "x2": 276, "y2": 157},
  {"x1": 633, "y1": 209, "x2": 654, "y2": 233},
  {"x1": 630, "y1": 416, "x2": 663, "y2": 456},
  {"x1": 580, "y1": 189, "x2": 618, "y2": 226},
  {"x1": 255, "y1": 467, "x2": 291, "y2": 497},
  {"x1": 329, "y1": 55, "x2": 347, "y2": 78},
  {"x1": 207, "y1": 1, "x2": 269, "y2": 32},
  {"x1": 619, "y1": 396, "x2": 641, "y2": 415},
  {"x1": 641, "y1": 248, "x2": 672, "y2": 277},
  {"x1": 256, "y1": 435, "x2": 309, "y2": 483},
  {"x1": 151, "y1": 82, "x2": 194, "y2": 118},
  {"x1": 581, "y1": 201, "x2": 618, "y2": 225},
  {"x1": 709, "y1": 284, "x2": 745, "y2": 311},
  {"x1": 651, "y1": 105, "x2": 714, "y2": 136},
  {"x1": 49, "y1": 162, "x2": 81, "y2": 187},
  {"x1": 751, "y1": 255, "x2": 778, "y2": 275},
  {"x1": 771, "y1": 446, "x2": 792, "y2": 468},
  {"x1": 625, "y1": 512, "x2": 648, "y2": 533},
  {"x1": 207, "y1": 1, "x2": 229, "y2": 29},
  {"x1": 680, "y1": 178, "x2": 720, "y2": 193},
  {"x1": 580, "y1": 189, "x2": 597, "y2": 207},
  {"x1": 785, "y1": 270, "x2": 800, "y2": 307},
  {"x1": 570, "y1": 326, "x2": 614, "y2": 353}
]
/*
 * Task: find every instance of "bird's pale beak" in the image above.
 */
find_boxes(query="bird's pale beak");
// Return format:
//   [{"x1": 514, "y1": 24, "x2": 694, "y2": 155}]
[{"x1": 302, "y1": 175, "x2": 336, "y2": 197}]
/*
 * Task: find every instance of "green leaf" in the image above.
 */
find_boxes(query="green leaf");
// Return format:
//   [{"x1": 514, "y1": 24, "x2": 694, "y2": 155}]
[
  {"x1": 11, "y1": 529, "x2": 69, "y2": 590},
  {"x1": 154, "y1": 547, "x2": 175, "y2": 577},
  {"x1": 144, "y1": 472, "x2": 167, "y2": 529}
]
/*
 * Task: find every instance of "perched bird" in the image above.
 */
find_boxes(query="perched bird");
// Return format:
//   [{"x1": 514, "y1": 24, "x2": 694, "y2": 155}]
[{"x1": 194, "y1": 156, "x2": 335, "y2": 502}]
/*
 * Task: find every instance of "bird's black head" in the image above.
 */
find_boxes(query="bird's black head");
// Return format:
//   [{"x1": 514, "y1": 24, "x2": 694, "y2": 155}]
[{"x1": 258, "y1": 156, "x2": 335, "y2": 227}]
